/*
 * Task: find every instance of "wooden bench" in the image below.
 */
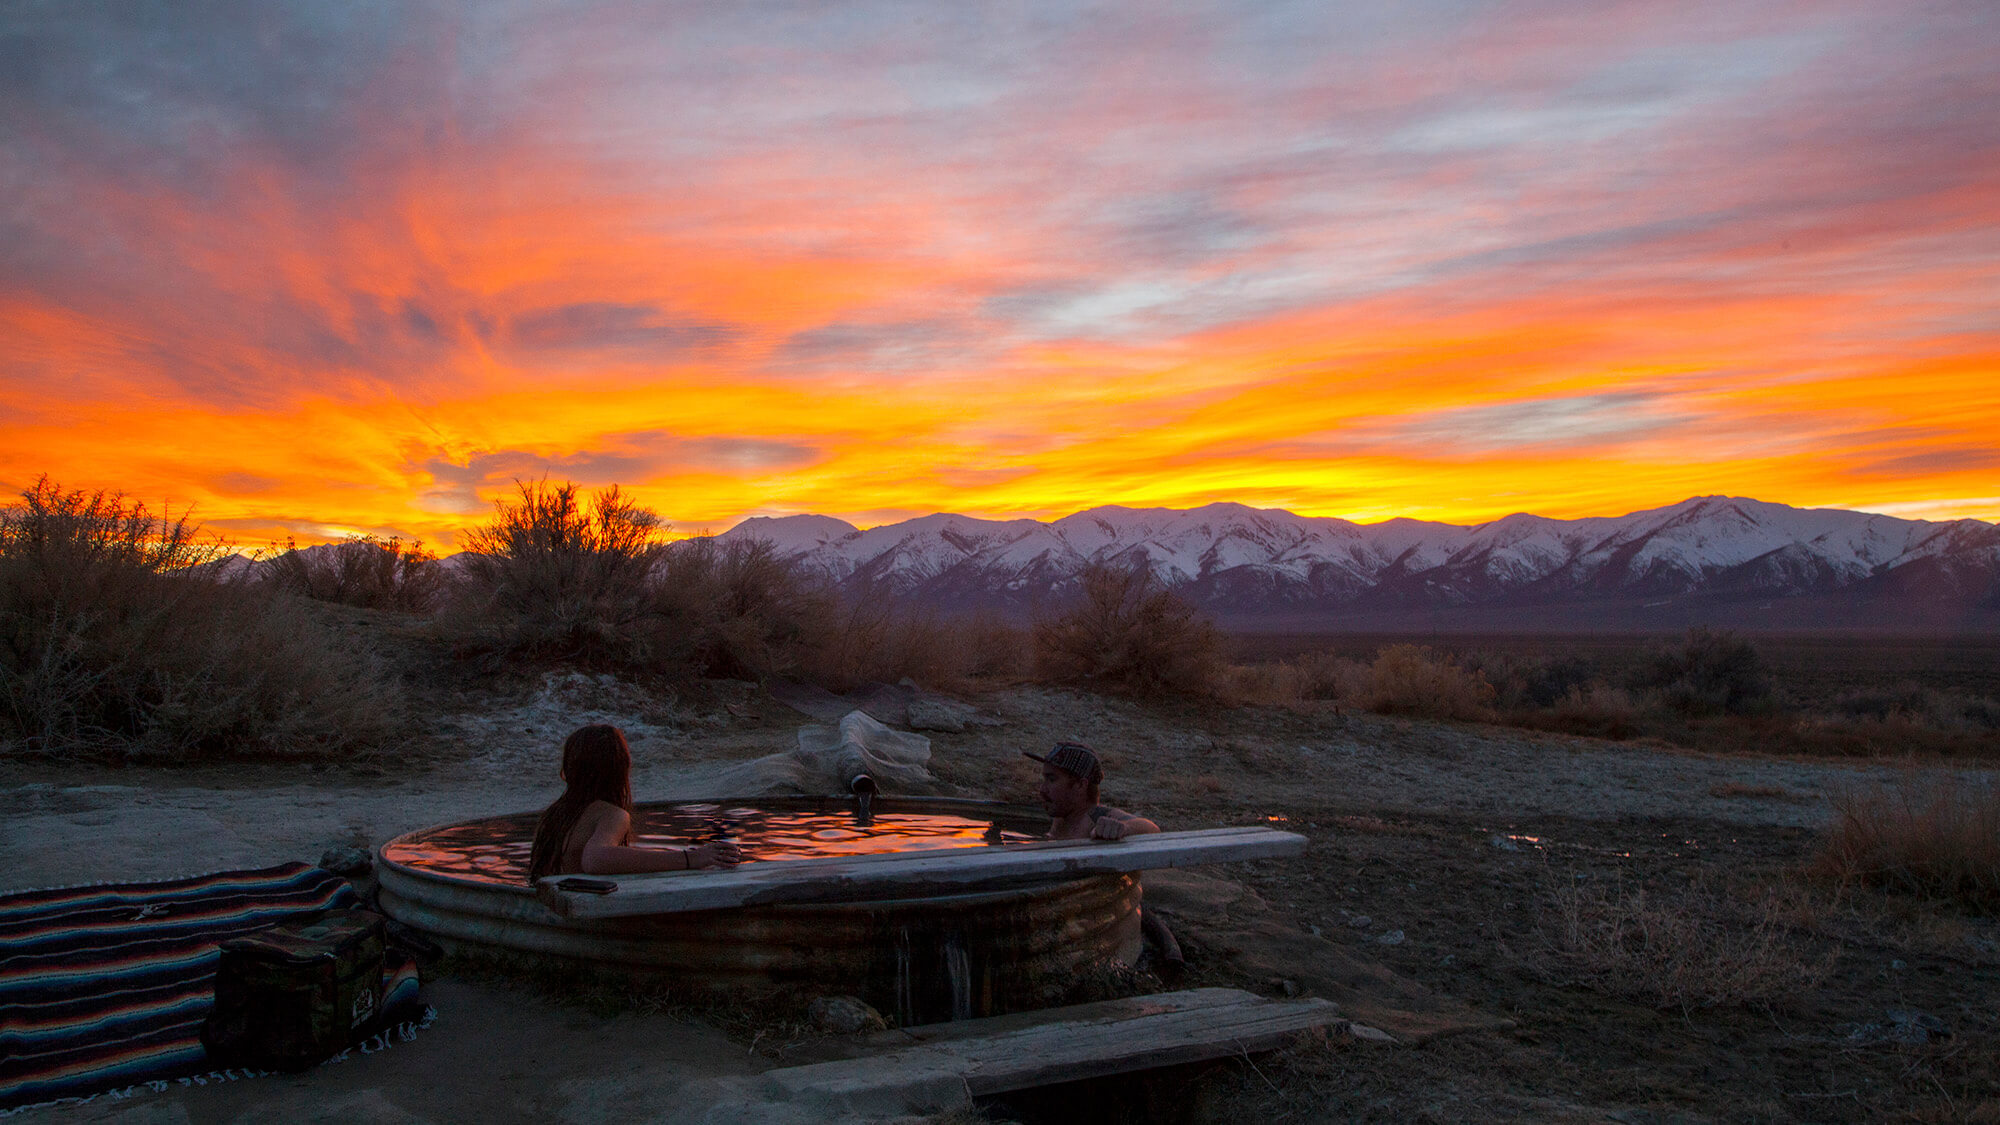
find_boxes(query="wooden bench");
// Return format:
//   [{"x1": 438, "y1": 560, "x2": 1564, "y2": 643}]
[
  {"x1": 756, "y1": 987, "x2": 1342, "y2": 1114},
  {"x1": 536, "y1": 826, "x2": 1306, "y2": 919}
]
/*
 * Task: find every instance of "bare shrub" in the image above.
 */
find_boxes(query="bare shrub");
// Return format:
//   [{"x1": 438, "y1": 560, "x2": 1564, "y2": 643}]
[
  {"x1": 1032, "y1": 563, "x2": 1222, "y2": 696},
  {"x1": 1360, "y1": 644, "x2": 1494, "y2": 721},
  {"x1": 1836, "y1": 684, "x2": 2000, "y2": 734},
  {"x1": 1513, "y1": 683, "x2": 1645, "y2": 739},
  {"x1": 268, "y1": 535, "x2": 446, "y2": 612},
  {"x1": 0, "y1": 476, "x2": 402, "y2": 758},
  {"x1": 1527, "y1": 873, "x2": 1836, "y2": 1009},
  {"x1": 1223, "y1": 651, "x2": 1359, "y2": 706},
  {"x1": 799, "y1": 593, "x2": 1028, "y2": 693},
  {"x1": 446, "y1": 480, "x2": 670, "y2": 668},
  {"x1": 448, "y1": 493, "x2": 839, "y2": 682},
  {"x1": 1466, "y1": 650, "x2": 1602, "y2": 710},
  {"x1": 1632, "y1": 627, "x2": 1774, "y2": 717},
  {"x1": 668, "y1": 537, "x2": 836, "y2": 681},
  {"x1": 958, "y1": 611, "x2": 1033, "y2": 682},
  {"x1": 1813, "y1": 776, "x2": 2000, "y2": 908}
]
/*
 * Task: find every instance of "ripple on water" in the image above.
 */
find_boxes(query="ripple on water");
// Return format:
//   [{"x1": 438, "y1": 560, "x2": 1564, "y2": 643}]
[{"x1": 383, "y1": 804, "x2": 1040, "y2": 885}]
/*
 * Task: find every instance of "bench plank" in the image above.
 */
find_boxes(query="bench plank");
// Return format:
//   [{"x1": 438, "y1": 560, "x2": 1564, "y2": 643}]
[
  {"x1": 537, "y1": 826, "x2": 1306, "y2": 919},
  {"x1": 761, "y1": 987, "x2": 1339, "y2": 1104}
]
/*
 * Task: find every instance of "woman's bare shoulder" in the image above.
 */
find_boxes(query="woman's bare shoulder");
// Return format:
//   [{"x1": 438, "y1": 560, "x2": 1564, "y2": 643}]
[{"x1": 576, "y1": 801, "x2": 630, "y2": 831}]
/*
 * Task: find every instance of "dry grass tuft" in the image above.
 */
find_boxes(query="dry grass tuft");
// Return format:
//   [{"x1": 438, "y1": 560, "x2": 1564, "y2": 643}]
[
  {"x1": 1033, "y1": 563, "x2": 1223, "y2": 696},
  {"x1": 1526, "y1": 873, "x2": 1836, "y2": 1010},
  {"x1": 1813, "y1": 775, "x2": 2000, "y2": 908}
]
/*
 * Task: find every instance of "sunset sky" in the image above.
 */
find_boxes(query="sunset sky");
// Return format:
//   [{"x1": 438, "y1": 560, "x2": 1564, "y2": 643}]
[{"x1": 3, "y1": 1, "x2": 1996, "y2": 547}]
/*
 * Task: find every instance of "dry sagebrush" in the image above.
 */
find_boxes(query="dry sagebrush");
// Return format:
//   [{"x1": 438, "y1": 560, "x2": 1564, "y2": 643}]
[
  {"x1": 1527, "y1": 873, "x2": 1836, "y2": 1010},
  {"x1": 444, "y1": 481, "x2": 836, "y2": 681},
  {"x1": 1814, "y1": 775, "x2": 2000, "y2": 908},
  {"x1": 267, "y1": 535, "x2": 447, "y2": 613},
  {"x1": 1033, "y1": 562, "x2": 1223, "y2": 696},
  {"x1": 0, "y1": 476, "x2": 402, "y2": 759}
]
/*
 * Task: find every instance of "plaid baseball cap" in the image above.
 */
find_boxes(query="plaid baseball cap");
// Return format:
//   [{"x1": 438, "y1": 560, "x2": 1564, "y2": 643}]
[{"x1": 1023, "y1": 741, "x2": 1103, "y2": 784}]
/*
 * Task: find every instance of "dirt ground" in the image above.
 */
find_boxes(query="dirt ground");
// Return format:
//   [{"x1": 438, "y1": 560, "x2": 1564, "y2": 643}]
[{"x1": 5, "y1": 674, "x2": 1997, "y2": 1123}]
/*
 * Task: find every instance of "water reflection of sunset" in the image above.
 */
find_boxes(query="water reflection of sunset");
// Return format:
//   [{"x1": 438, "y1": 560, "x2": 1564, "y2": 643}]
[{"x1": 4, "y1": 2, "x2": 1996, "y2": 539}]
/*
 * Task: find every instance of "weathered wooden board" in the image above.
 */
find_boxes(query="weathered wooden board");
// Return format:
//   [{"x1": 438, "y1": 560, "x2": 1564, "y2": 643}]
[
  {"x1": 536, "y1": 826, "x2": 1305, "y2": 919},
  {"x1": 760, "y1": 986, "x2": 1340, "y2": 1105},
  {"x1": 785, "y1": 986, "x2": 1279, "y2": 1064}
]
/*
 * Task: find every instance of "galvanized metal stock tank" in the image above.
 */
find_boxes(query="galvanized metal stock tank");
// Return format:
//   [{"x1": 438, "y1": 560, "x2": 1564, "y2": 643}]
[{"x1": 375, "y1": 796, "x2": 1144, "y2": 1023}]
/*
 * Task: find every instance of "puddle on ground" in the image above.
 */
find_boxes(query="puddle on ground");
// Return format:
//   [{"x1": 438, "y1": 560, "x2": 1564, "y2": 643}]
[{"x1": 1483, "y1": 829, "x2": 1745, "y2": 860}]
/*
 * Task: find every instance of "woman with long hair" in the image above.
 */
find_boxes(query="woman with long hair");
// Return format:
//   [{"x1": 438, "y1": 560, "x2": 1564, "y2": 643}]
[{"x1": 526, "y1": 725, "x2": 740, "y2": 881}]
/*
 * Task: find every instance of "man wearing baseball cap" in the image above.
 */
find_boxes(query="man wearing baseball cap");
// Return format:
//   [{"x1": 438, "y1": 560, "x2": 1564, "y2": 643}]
[
  {"x1": 1023, "y1": 741, "x2": 1160, "y2": 841},
  {"x1": 1023, "y1": 740, "x2": 1182, "y2": 978}
]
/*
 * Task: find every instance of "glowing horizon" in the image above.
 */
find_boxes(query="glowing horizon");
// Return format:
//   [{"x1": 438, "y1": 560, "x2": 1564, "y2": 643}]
[{"x1": 4, "y1": 1, "x2": 1997, "y2": 548}]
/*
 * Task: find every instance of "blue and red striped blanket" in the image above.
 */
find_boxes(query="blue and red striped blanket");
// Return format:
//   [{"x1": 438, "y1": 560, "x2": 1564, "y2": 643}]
[{"x1": 0, "y1": 862, "x2": 422, "y2": 1111}]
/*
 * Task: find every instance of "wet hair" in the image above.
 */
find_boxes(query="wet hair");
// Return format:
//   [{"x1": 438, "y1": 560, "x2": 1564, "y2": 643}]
[{"x1": 527, "y1": 725, "x2": 634, "y2": 881}]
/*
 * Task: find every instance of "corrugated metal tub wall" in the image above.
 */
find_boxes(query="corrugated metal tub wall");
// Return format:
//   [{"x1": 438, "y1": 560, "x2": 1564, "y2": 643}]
[{"x1": 374, "y1": 796, "x2": 1144, "y2": 1024}]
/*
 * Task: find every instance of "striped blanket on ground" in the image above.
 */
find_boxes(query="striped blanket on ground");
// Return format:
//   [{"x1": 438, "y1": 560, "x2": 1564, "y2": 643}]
[{"x1": 0, "y1": 862, "x2": 422, "y2": 1111}]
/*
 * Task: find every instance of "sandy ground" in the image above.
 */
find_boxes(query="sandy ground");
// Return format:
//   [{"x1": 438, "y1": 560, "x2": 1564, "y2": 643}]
[{"x1": 5, "y1": 674, "x2": 1993, "y2": 1122}]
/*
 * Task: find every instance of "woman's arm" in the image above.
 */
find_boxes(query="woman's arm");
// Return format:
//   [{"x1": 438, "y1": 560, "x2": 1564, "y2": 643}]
[{"x1": 577, "y1": 806, "x2": 742, "y2": 874}]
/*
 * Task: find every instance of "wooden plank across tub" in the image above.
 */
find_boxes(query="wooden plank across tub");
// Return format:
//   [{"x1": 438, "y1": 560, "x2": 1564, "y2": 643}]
[{"x1": 535, "y1": 825, "x2": 1305, "y2": 919}]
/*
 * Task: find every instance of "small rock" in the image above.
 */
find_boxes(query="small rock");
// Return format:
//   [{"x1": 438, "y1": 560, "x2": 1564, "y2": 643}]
[
  {"x1": 1267, "y1": 977, "x2": 1299, "y2": 997},
  {"x1": 1890, "y1": 959, "x2": 1907, "y2": 971},
  {"x1": 806, "y1": 995, "x2": 887, "y2": 1035},
  {"x1": 318, "y1": 846, "x2": 372, "y2": 876},
  {"x1": 1349, "y1": 915, "x2": 1372, "y2": 929},
  {"x1": 1489, "y1": 835, "x2": 1520, "y2": 852},
  {"x1": 1375, "y1": 929, "x2": 1405, "y2": 946},
  {"x1": 906, "y1": 699, "x2": 969, "y2": 733},
  {"x1": 1348, "y1": 1023, "x2": 1398, "y2": 1044},
  {"x1": 1307, "y1": 924, "x2": 1323, "y2": 938}
]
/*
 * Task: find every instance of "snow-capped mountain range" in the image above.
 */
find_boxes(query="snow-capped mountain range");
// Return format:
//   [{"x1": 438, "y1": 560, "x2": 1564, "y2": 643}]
[{"x1": 711, "y1": 496, "x2": 2000, "y2": 631}]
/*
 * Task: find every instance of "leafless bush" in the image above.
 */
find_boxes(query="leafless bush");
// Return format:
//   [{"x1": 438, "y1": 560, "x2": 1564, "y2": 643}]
[
  {"x1": 445, "y1": 480, "x2": 671, "y2": 668},
  {"x1": 0, "y1": 476, "x2": 402, "y2": 758},
  {"x1": 1511, "y1": 683, "x2": 1646, "y2": 739},
  {"x1": 1223, "y1": 651, "x2": 1359, "y2": 706},
  {"x1": 1032, "y1": 563, "x2": 1223, "y2": 696},
  {"x1": 670, "y1": 537, "x2": 837, "y2": 681},
  {"x1": 800, "y1": 595, "x2": 1028, "y2": 692},
  {"x1": 268, "y1": 535, "x2": 446, "y2": 612},
  {"x1": 1813, "y1": 776, "x2": 2000, "y2": 908},
  {"x1": 1465, "y1": 649, "x2": 1602, "y2": 710},
  {"x1": 1527, "y1": 873, "x2": 1836, "y2": 1009},
  {"x1": 1835, "y1": 683, "x2": 2000, "y2": 733},
  {"x1": 1632, "y1": 627, "x2": 1774, "y2": 717},
  {"x1": 1360, "y1": 643, "x2": 1495, "y2": 721},
  {"x1": 446, "y1": 489, "x2": 841, "y2": 682}
]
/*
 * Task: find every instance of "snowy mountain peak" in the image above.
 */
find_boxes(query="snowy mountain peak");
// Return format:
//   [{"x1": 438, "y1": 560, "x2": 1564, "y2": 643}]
[{"x1": 705, "y1": 496, "x2": 2000, "y2": 630}]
